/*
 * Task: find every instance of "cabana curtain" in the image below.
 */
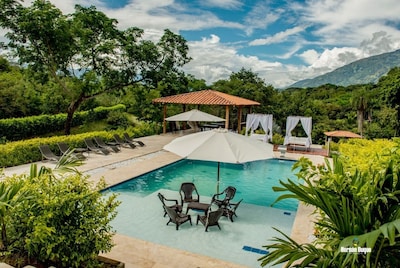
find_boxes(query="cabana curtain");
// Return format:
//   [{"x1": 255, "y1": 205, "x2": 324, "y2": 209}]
[
  {"x1": 284, "y1": 116, "x2": 312, "y2": 147},
  {"x1": 245, "y1": 114, "x2": 273, "y2": 142}
]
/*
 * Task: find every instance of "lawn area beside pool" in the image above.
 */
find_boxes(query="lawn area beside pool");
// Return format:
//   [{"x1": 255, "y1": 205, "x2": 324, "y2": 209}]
[{"x1": 3, "y1": 131, "x2": 327, "y2": 268}]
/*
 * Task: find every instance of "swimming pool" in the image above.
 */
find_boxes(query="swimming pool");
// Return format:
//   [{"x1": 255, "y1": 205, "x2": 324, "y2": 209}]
[
  {"x1": 108, "y1": 158, "x2": 299, "y2": 211},
  {"x1": 104, "y1": 158, "x2": 298, "y2": 267}
]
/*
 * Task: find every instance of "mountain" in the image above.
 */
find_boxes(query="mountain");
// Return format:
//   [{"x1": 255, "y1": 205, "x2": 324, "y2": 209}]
[{"x1": 289, "y1": 49, "x2": 400, "y2": 88}]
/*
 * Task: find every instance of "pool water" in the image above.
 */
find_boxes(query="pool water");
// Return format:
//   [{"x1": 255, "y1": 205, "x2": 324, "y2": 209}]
[{"x1": 108, "y1": 158, "x2": 299, "y2": 211}]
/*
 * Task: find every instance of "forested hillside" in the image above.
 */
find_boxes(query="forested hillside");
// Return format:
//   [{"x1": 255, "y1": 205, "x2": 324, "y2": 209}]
[{"x1": 289, "y1": 49, "x2": 400, "y2": 88}]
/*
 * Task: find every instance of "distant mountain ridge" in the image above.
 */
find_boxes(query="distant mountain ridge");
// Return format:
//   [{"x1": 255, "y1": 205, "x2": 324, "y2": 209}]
[{"x1": 289, "y1": 49, "x2": 400, "y2": 88}]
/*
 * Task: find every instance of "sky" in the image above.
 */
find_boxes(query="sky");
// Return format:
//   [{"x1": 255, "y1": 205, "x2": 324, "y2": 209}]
[{"x1": 3, "y1": 0, "x2": 400, "y2": 88}]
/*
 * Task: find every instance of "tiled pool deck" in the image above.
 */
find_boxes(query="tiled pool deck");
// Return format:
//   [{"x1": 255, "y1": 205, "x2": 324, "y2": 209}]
[{"x1": 3, "y1": 131, "x2": 326, "y2": 268}]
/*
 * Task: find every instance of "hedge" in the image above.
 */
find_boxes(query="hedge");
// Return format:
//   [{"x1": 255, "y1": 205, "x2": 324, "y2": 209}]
[
  {"x1": 0, "y1": 121, "x2": 161, "y2": 167},
  {"x1": 0, "y1": 104, "x2": 126, "y2": 142}
]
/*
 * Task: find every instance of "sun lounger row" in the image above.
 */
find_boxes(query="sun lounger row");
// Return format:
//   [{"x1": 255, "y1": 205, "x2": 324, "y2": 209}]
[
  {"x1": 38, "y1": 133, "x2": 146, "y2": 161},
  {"x1": 158, "y1": 183, "x2": 242, "y2": 231}
]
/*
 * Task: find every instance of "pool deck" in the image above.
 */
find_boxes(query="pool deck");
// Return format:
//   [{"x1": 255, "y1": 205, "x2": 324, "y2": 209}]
[{"x1": 2, "y1": 131, "x2": 326, "y2": 268}]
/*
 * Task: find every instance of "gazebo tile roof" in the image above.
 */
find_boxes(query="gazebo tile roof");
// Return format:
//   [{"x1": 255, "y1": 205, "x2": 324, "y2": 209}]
[{"x1": 152, "y1": 90, "x2": 260, "y2": 106}]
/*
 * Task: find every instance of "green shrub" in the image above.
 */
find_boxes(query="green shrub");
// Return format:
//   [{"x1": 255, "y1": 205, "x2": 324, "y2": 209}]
[
  {"x1": 6, "y1": 167, "x2": 119, "y2": 267},
  {"x1": 106, "y1": 111, "x2": 129, "y2": 130},
  {"x1": 0, "y1": 120, "x2": 160, "y2": 167},
  {"x1": 0, "y1": 105, "x2": 126, "y2": 141},
  {"x1": 271, "y1": 133, "x2": 284, "y2": 145}
]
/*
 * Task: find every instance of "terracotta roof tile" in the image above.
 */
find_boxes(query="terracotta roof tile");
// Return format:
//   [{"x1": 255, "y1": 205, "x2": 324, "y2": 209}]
[{"x1": 152, "y1": 90, "x2": 260, "y2": 106}]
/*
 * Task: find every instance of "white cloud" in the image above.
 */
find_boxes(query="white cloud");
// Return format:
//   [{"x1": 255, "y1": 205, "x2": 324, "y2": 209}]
[
  {"x1": 243, "y1": 2, "x2": 282, "y2": 36},
  {"x1": 297, "y1": 0, "x2": 400, "y2": 46},
  {"x1": 202, "y1": 0, "x2": 243, "y2": 9},
  {"x1": 182, "y1": 34, "x2": 291, "y2": 87},
  {"x1": 298, "y1": 49, "x2": 319, "y2": 65},
  {"x1": 250, "y1": 26, "x2": 305, "y2": 46}
]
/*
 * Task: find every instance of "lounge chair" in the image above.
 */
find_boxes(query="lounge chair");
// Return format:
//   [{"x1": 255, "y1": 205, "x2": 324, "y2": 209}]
[
  {"x1": 57, "y1": 142, "x2": 87, "y2": 160},
  {"x1": 113, "y1": 134, "x2": 136, "y2": 149},
  {"x1": 123, "y1": 132, "x2": 145, "y2": 147},
  {"x1": 179, "y1": 182, "x2": 200, "y2": 206},
  {"x1": 158, "y1": 193, "x2": 183, "y2": 217},
  {"x1": 38, "y1": 144, "x2": 60, "y2": 162},
  {"x1": 212, "y1": 186, "x2": 236, "y2": 208},
  {"x1": 94, "y1": 137, "x2": 120, "y2": 153},
  {"x1": 84, "y1": 138, "x2": 110, "y2": 155},
  {"x1": 223, "y1": 199, "x2": 243, "y2": 222},
  {"x1": 164, "y1": 205, "x2": 192, "y2": 230},
  {"x1": 196, "y1": 208, "x2": 224, "y2": 232}
]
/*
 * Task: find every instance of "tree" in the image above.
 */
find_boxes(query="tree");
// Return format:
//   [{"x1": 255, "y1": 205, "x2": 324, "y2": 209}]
[{"x1": 0, "y1": 0, "x2": 191, "y2": 134}]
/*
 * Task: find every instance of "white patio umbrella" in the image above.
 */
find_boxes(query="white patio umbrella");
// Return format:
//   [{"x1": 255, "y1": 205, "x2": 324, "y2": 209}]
[
  {"x1": 163, "y1": 128, "x2": 275, "y2": 192},
  {"x1": 165, "y1": 109, "x2": 225, "y2": 122}
]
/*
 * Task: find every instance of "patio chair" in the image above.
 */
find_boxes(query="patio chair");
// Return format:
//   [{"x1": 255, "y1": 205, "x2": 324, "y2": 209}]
[
  {"x1": 223, "y1": 199, "x2": 243, "y2": 222},
  {"x1": 123, "y1": 132, "x2": 145, "y2": 147},
  {"x1": 94, "y1": 137, "x2": 120, "y2": 153},
  {"x1": 84, "y1": 138, "x2": 110, "y2": 155},
  {"x1": 179, "y1": 182, "x2": 200, "y2": 206},
  {"x1": 212, "y1": 186, "x2": 236, "y2": 208},
  {"x1": 57, "y1": 142, "x2": 87, "y2": 160},
  {"x1": 164, "y1": 205, "x2": 192, "y2": 230},
  {"x1": 158, "y1": 193, "x2": 183, "y2": 217},
  {"x1": 196, "y1": 208, "x2": 224, "y2": 232},
  {"x1": 113, "y1": 134, "x2": 136, "y2": 149},
  {"x1": 38, "y1": 144, "x2": 60, "y2": 162}
]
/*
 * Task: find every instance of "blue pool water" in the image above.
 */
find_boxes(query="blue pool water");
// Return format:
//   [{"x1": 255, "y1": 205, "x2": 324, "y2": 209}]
[{"x1": 108, "y1": 158, "x2": 299, "y2": 211}]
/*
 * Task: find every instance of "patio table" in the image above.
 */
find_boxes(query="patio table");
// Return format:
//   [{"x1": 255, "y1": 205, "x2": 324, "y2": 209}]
[{"x1": 186, "y1": 202, "x2": 210, "y2": 215}]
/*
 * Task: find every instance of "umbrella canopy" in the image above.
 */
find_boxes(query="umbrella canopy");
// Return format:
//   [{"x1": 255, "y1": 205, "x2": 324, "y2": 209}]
[
  {"x1": 163, "y1": 128, "x2": 275, "y2": 192},
  {"x1": 324, "y1": 130, "x2": 362, "y2": 138},
  {"x1": 165, "y1": 109, "x2": 225, "y2": 122}
]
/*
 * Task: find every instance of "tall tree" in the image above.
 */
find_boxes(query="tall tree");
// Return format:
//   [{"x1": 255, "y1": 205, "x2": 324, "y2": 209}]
[{"x1": 0, "y1": 0, "x2": 191, "y2": 134}]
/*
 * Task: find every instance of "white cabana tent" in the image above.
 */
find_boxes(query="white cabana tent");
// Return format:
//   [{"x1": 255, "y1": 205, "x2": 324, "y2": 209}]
[
  {"x1": 245, "y1": 113, "x2": 273, "y2": 142},
  {"x1": 284, "y1": 116, "x2": 312, "y2": 148}
]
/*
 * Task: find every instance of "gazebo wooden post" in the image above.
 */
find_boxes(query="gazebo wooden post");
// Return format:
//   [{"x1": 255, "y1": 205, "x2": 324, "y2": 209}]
[
  {"x1": 237, "y1": 106, "x2": 242, "y2": 133},
  {"x1": 182, "y1": 104, "x2": 186, "y2": 130},
  {"x1": 163, "y1": 105, "x2": 167, "y2": 134},
  {"x1": 225, "y1": 105, "x2": 229, "y2": 129}
]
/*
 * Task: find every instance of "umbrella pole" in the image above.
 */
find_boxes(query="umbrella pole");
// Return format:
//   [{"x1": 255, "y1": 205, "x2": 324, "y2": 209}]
[{"x1": 217, "y1": 162, "x2": 220, "y2": 193}]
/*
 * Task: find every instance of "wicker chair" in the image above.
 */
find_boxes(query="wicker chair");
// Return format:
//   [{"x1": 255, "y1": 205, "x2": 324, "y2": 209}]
[
  {"x1": 158, "y1": 193, "x2": 183, "y2": 217},
  {"x1": 197, "y1": 208, "x2": 224, "y2": 232},
  {"x1": 223, "y1": 199, "x2": 243, "y2": 222},
  {"x1": 164, "y1": 205, "x2": 192, "y2": 230},
  {"x1": 179, "y1": 182, "x2": 200, "y2": 206},
  {"x1": 212, "y1": 186, "x2": 236, "y2": 208}
]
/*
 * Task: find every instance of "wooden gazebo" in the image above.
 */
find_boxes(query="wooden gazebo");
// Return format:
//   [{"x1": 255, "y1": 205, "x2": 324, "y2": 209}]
[{"x1": 152, "y1": 90, "x2": 260, "y2": 133}]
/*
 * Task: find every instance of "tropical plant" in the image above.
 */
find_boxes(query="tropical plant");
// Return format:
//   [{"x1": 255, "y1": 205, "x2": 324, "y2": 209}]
[
  {"x1": 1, "y1": 151, "x2": 120, "y2": 267},
  {"x1": 0, "y1": 179, "x2": 29, "y2": 250},
  {"x1": 259, "y1": 155, "x2": 400, "y2": 267}
]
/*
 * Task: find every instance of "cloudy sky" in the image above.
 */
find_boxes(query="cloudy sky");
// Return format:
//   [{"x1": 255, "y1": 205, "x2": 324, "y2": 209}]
[{"x1": 4, "y1": 0, "x2": 400, "y2": 88}]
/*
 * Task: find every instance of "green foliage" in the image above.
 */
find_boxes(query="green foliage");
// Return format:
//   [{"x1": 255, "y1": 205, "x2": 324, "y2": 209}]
[
  {"x1": 272, "y1": 133, "x2": 284, "y2": 145},
  {"x1": 0, "y1": 105, "x2": 125, "y2": 141},
  {"x1": 106, "y1": 111, "x2": 129, "y2": 130},
  {"x1": 338, "y1": 138, "x2": 398, "y2": 173},
  {"x1": 3, "y1": 162, "x2": 120, "y2": 267},
  {"x1": 0, "y1": 120, "x2": 160, "y2": 167},
  {"x1": 259, "y1": 147, "x2": 400, "y2": 267}
]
